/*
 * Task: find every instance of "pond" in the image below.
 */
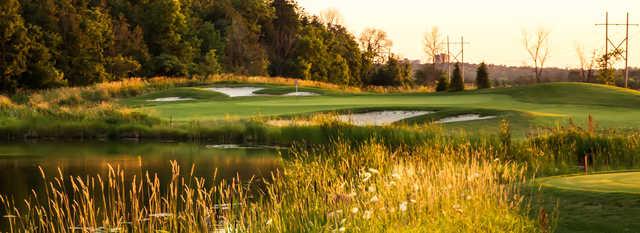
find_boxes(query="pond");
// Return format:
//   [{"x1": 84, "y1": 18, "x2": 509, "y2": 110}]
[{"x1": 0, "y1": 142, "x2": 283, "y2": 206}]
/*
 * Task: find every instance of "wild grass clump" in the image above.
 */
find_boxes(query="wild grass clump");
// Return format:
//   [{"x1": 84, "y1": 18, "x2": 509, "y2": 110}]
[
  {"x1": 521, "y1": 124, "x2": 640, "y2": 176},
  {"x1": 0, "y1": 140, "x2": 549, "y2": 232}
]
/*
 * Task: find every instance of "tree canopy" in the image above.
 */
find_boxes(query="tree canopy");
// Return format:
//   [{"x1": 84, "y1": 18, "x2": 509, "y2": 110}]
[{"x1": 0, "y1": 0, "x2": 413, "y2": 93}]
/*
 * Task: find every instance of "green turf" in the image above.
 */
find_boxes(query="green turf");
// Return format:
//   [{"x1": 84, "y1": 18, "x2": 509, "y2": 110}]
[
  {"x1": 121, "y1": 82, "x2": 640, "y2": 136},
  {"x1": 533, "y1": 172, "x2": 640, "y2": 232},
  {"x1": 539, "y1": 172, "x2": 640, "y2": 194},
  {"x1": 123, "y1": 87, "x2": 228, "y2": 106},
  {"x1": 252, "y1": 86, "x2": 332, "y2": 95},
  {"x1": 531, "y1": 186, "x2": 640, "y2": 233}
]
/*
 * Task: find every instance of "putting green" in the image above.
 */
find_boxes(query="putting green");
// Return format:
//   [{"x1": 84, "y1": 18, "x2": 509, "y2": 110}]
[{"x1": 540, "y1": 172, "x2": 640, "y2": 194}]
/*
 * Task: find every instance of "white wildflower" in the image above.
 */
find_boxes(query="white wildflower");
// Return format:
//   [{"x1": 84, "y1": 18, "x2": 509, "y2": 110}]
[
  {"x1": 362, "y1": 172, "x2": 372, "y2": 182},
  {"x1": 266, "y1": 219, "x2": 273, "y2": 225},
  {"x1": 351, "y1": 207, "x2": 359, "y2": 214},
  {"x1": 453, "y1": 204, "x2": 464, "y2": 214},
  {"x1": 363, "y1": 210, "x2": 373, "y2": 220},
  {"x1": 399, "y1": 201, "x2": 408, "y2": 212},
  {"x1": 367, "y1": 185, "x2": 377, "y2": 193},
  {"x1": 370, "y1": 195, "x2": 379, "y2": 203},
  {"x1": 368, "y1": 168, "x2": 379, "y2": 174},
  {"x1": 339, "y1": 227, "x2": 346, "y2": 232}
]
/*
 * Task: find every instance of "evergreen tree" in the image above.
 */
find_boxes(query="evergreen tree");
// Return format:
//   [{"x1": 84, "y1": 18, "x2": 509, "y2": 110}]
[
  {"x1": 476, "y1": 62, "x2": 491, "y2": 89},
  {"x1": 450, "y1": 63, "x2": 465, "y2": 92},
  {"x1": 435, "y1": 74, "x2": 449, "y2": 92}
]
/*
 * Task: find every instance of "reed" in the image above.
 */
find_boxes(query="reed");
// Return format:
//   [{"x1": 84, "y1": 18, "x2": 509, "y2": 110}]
[{"x1": 1, "y1": 140, "x2": 549, "y2": 232}]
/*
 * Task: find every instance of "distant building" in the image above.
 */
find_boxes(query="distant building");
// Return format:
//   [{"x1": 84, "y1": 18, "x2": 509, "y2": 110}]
[{"x1": 435, "y1": 53, "x2": 450, "y2": 64}]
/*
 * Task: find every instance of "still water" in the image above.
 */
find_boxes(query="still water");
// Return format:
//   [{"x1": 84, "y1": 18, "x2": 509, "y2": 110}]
[{"x1": 0, "y1": 142, "x2": 282, "y2": 204}]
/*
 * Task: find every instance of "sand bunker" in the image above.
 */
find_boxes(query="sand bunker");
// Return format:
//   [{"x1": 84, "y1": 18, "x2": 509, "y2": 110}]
[
  {"x1": 338, "y1": 111, "x2": 433, "y2": 126},
  {"x1": 283, "y1": 92, "x2": 320, "y2": 96},
  {"x1": 147, "y1": 97, "x2": 195, "y2": 102},
  {"x1": 436, "y1": 114, "x2": 496, "y2": 123},
  {"x1": 207, "y1": 87, "x2": 265, "y2": 97}
]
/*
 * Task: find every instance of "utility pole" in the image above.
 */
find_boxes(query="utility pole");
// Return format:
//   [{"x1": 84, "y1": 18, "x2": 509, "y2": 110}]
[
  {"x1": 447, "y1": 36, "x2": 451, "y2": 82},
  {"x1": 461, "y1": 36, "x2": 465, "y2": 81},
  {"x1": 448, "y1": 36, "x2": 470, "y2": 82},
  {"x1": 596, "y1": 12, "x2": 638, "y2": 88}
]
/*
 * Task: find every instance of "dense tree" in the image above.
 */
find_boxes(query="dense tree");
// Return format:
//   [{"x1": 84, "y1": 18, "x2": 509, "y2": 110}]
[
  {"x1": 369, "y1": 56, "x2": 412, "y2": 86},
  {"x1": 450, "y1": 63, "x2": 465, "y2": 92},
  {"x1": 476, "y1": 62, "x2": 491, "y2": 89},
  {"x1": 141, "y1": 0, "x2": 197, "y2": 76},
  {"x1": 1, "y1": 0, "x2": 411, "y2": 92},
  {"x1": 264, "y1": 0, "x2": 300, "y2": 77},
  {"x1": 0, "y1": 0, "x2": 31, "y2": 91}
]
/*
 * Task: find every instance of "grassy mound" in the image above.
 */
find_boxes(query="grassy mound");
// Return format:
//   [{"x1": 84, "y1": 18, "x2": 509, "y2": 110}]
[{"x1": 486, "y1": 82, "x2": 640, "y2": 108}]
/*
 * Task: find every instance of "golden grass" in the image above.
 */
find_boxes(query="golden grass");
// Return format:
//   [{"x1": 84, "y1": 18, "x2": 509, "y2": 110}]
[{"x1": 1, "y1": 141, "x2": 549, "y2": 232}]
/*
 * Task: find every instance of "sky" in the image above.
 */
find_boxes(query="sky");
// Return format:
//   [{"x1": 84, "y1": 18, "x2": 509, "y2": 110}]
[{"x1": 297, "y1": 0, "x2": 640, "y2": 68}]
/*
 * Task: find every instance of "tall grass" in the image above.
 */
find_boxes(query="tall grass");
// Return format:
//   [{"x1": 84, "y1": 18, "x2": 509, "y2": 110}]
[
  {"x1": 0, "y1": 140, "x2": 549, "y2": 232},
  {"x1": 520, "y1": 123, "x2": 640, "y2": 176}
]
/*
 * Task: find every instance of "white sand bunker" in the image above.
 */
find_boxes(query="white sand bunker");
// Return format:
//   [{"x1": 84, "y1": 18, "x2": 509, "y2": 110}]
[
  {"x1": 147, "y1": 97, "x2": 195, "y2": 102},
  {"x1": 208, "y1": 87, "x2": 265, "y2": 97},
  {"x1": 338, "y1": 111, "x2": 433, "y2": 126},
  {"x1": 437, "y1": 114, "x2": 496, "y2": 123},
  {"x1": 283, "y1": 92, "x2": 319, "y2": 96}
]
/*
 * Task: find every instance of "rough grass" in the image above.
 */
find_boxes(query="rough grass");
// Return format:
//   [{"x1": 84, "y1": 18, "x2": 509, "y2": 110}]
[{"x1": 0, "y1": 140, "x2": 548, "y2": 233}]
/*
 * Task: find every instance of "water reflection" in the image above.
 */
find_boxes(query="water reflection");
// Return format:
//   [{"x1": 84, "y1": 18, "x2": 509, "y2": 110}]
[{"x1": 0, "y1": 142, "x2": 282, "y2": 204}]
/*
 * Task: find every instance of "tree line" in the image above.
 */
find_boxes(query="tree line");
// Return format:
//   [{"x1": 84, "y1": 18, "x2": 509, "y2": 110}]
[{"x1": 0, "y1": 0, "x2": 413, "y2": 93}]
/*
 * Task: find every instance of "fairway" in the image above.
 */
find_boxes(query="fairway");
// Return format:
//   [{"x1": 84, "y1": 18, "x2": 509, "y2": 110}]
[
  {"x1": 540, "y1": 172, "x2": 640, "y2": 194},
  {"x1": 123, "y1": 82, "x2": 640, "y2": 135}
]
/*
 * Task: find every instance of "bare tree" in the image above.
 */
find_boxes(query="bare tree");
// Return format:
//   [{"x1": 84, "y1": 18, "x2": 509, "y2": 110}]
[
  {"x1": 359, "y1": 28, "x2": 393, "y2": 64},
  {"x1": 423, "y1": 27, "x2": 443, "y2": 66},
  {"x1": 575, "y1": 44, "x2": 597, "y2": 83},
  {"x1": 319, "y1": 8, "x2": 344, "y2": 26},
  {"x1": 523, "y1": 28, "x2": 551, "y2": 83}
]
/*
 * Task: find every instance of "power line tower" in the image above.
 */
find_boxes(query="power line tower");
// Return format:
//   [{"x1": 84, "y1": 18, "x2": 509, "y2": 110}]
[
  {"x1": 596, "y1": 12, "x2": 638, "y2": 88},
  {"x1": 447, "y1": 36, "x2": 470, "y2": 82}
]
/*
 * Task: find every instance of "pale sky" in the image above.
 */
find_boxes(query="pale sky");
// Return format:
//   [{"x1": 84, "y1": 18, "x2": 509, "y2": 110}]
[{"x1": 297, "y1": 0, "x2": 640, "y2": 68}]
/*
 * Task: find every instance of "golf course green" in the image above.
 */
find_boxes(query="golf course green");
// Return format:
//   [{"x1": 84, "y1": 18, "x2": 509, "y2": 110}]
[
  {"x1": 536, "y1": 172, "x2": 640, "y2": 233},
  {"x1": 539, "y1": 172, "x2": 640, "y2": 194},
  {"x1": 123, "y1": 82, "x2": 640, "y2": 135}
]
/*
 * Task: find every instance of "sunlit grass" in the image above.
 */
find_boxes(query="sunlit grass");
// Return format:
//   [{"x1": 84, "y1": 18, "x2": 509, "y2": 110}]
[{"x1": 0, "y1": 140, "x2": 550, "y2": 232}]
